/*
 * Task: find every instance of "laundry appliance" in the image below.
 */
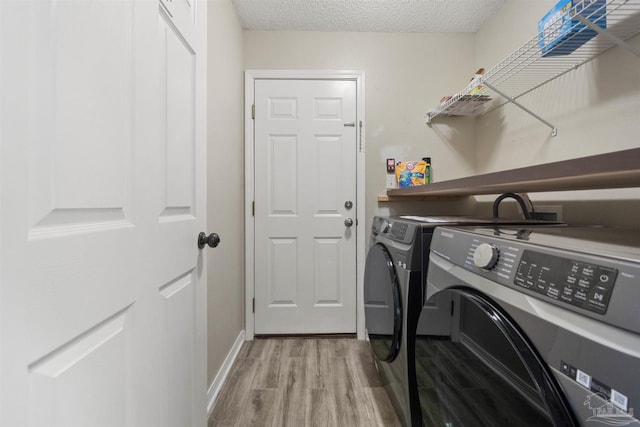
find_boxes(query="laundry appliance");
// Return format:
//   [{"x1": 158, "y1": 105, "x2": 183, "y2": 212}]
[
  {"x1": 418, "y1": 225, "x2": 640, "y2": 426},
  {"x1": 364, "y1": 215, "x2": 562, "y2": 426}
]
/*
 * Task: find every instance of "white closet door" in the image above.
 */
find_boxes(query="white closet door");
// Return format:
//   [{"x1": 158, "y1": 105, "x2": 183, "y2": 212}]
[{"x1": 0, "y1": 1, "x2": 208, "y2": 426}]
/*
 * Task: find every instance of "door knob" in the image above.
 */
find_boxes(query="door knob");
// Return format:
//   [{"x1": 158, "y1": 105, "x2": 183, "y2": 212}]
[
  {"x1": 344, "y1": 200, "x2": 353, "y2": 210},
  {"x1": 344, "y1": 218, "x2": 354, "y2": 227},
  {"x1": 198, "y1": 232, "x2": 220, "y2": 249}
]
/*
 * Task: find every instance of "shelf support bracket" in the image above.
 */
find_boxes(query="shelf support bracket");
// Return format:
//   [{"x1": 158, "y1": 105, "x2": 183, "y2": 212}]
[
  {"x1": 483, "y1": 81, "x2": 558, "y2": 137},
  {"x1": 425, "y1": 112, "x2": 435, "y2": 125},
  {"x1": 575, "y1": 14, "x2": 640, "y2": 59}
]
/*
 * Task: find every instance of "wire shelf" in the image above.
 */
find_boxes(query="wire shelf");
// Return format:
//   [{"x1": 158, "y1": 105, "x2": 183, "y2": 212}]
[{"x1": 425, "y1": 0, "x2": 640, "y2": 132}]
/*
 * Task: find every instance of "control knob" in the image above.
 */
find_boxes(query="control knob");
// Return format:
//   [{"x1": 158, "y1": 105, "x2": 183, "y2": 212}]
[{"x1": 473, "y1": 243, "x2": 499, "y2": 270}]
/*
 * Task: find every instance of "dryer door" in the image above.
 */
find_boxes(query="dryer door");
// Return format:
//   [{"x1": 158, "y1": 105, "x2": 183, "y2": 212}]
[
  {"x1": 364, "y1": 243, "x2": 402, "y2": 362},
  {"x1": 416, "y1": 288, "x2": 577, "y2": 426}
]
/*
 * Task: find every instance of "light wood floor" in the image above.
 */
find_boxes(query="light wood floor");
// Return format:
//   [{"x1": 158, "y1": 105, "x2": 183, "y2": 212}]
[{"x1": 208, "y1": 337, "x2": 402, "y2": 427}]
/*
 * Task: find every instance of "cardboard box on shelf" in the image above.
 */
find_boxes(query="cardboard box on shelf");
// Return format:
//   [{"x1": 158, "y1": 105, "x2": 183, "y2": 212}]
[{"x1": 538, "y1": 0, "x2": 606, "y2": 57}]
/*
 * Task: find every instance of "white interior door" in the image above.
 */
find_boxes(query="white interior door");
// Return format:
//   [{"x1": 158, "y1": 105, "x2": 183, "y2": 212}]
[
  {"x1": 253, "y1": 79, "x2": 357, "y2": 334},
  {"x1": 0, "y1": 1, "x2": 208, "y2": 426}
]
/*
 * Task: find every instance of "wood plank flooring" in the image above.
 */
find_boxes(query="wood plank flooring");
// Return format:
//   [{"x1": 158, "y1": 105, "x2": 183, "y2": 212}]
[{"x1": 208, "y1": 338, "x2": 401, "y2": 427}]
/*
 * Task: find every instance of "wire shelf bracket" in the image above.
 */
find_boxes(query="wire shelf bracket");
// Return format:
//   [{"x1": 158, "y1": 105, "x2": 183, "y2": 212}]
[{"x1": 482, "y1": 81, "x2": 558, "y2": 137}]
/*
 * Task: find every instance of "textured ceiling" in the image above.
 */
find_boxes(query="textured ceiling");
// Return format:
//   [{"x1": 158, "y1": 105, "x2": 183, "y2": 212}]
[{"x1": 231, "y1": 0, "x2": 507, "y2": 33}]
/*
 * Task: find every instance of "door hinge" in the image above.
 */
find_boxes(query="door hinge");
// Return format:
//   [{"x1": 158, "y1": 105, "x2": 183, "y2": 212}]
[
  {"x1": 252, "y1": 201, "x2": 255, "y2": 216},
  {"x1": 252, "y1": 298, "x2": 255, "y2": 313},
  {"x1": 251, "y1": 104, "x2": 255, "y2": 120}
]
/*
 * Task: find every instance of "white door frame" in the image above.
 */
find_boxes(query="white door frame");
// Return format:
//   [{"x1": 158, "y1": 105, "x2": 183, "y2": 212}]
[{"x1": 244, "y1": 70, "x2": 366, "y2": 340}]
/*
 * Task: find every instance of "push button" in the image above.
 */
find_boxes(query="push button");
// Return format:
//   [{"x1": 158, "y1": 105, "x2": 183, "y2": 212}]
[
  {"x1": 560, "y1": 285, "x2": 576, "y2": 304},
  {"x1": 581, "y1": 266, "x2": 595, "y2": 278},
  {"x1": 586, "y1": 287, "x2": 611, "y2": 313},
  {"x1": 546, "y1": 286, "x2": 560, "y2": 299},
  {"x1": 578, "y1": 278, "x2": 593, "y2": 288},
  {"x1": 573, "y1": 290, "x2": 588, "y2": 302},
  {"x1": 595, "y1": 267, "x2": 617, "y2": 289}
]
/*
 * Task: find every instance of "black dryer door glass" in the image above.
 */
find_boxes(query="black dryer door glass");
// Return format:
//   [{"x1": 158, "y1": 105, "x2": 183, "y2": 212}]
[
  {"x1": 364, "y1": 243, "x2": 402, "y2": 362},
  {"x1": 416, "y1": 289, "x2": 577, "y2": 427}
]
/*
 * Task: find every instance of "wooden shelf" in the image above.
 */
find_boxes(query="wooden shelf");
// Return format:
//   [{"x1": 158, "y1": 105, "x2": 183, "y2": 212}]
[
  {"x1": 386, "y1": 148, "x2": 640, "y2": 198},
  {"x1": 377, "y1": 194, "x2": 463, "y2": 202}
]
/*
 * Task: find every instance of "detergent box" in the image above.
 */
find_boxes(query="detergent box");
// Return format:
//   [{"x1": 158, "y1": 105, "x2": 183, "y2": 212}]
[
  {"x1": 395, "y1": 161, "x2": 427, "y2": 188},
  {"x1": 538, "y1": 0, "x2": 606, "y2": 57}
]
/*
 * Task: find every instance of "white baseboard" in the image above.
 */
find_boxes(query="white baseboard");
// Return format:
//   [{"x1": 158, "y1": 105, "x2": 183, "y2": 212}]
[{"x1": 207, "y1": 329, "x2": 245, "y2": 417}]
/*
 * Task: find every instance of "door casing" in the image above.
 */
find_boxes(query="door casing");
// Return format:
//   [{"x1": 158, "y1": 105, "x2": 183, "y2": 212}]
[{"x1": 244, "y1": 70, "x2": 366, "y2": 340}]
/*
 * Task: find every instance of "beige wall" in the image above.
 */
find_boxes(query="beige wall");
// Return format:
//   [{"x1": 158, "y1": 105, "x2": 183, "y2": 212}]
[
  {"x1": 206, "y1": 0, "x2": 244, "y2": 386},
  {"x1": 243, "y1": 31, "x2": 481, "y2": 231},
  {"x1": 474, "y1": 0, "x2": 640, "y2": 219}
]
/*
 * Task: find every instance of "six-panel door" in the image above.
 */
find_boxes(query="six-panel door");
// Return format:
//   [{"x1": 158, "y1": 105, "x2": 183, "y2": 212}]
[
  {"x1": 254, "y1": 79, "x2": 358, "y2": 334},
  {"x1": 0, "y1": 0, "x2": 207, "y2": 425}
]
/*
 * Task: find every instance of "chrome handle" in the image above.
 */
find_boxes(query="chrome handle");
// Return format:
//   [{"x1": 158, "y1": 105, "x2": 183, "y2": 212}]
[
  {"x1": 198, "y1": 232, "x2": 220, "y2": 249},
  {"x1": 344, "y1": 122, "x2": 355, "y2": 127},
  {"x1": 344, "y1": 218, "x2": 354, "y2": 227}
]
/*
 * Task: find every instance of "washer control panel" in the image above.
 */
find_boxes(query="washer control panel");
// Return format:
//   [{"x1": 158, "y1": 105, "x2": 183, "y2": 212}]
[
  {"x1": 515, "y1": 250, "x2": 618, "y2": 314},
  {"x1": 430, "y1": 225, "x2": 640, "y2": 334},
  {"x1": 373, "y1": 218, "x2": 418, "y2": 245},
  {"x1": 389, "y1": 221, "x2": 410, "y2": 241}
]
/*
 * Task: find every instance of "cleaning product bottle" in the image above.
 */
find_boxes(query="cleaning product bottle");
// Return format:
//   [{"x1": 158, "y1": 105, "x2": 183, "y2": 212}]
[{"x1": 422, "y1": 157, "x2": 432, "y2": 184}]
